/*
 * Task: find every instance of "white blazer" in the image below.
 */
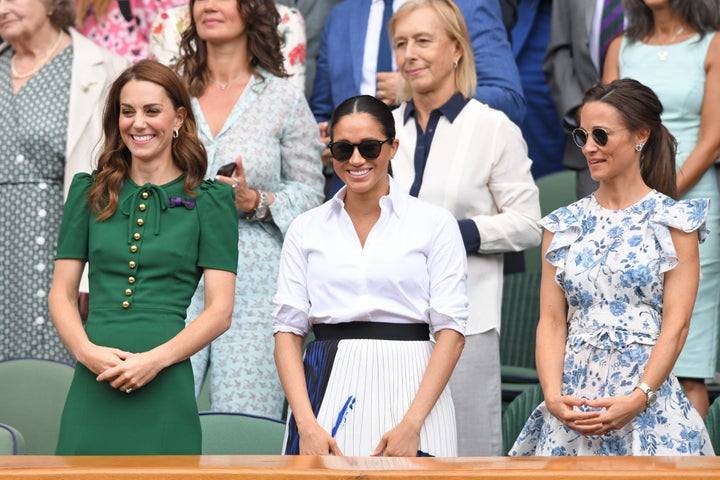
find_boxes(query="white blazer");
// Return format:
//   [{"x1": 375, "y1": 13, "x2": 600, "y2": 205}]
[{"x1": 392, "y1": 99, "x2": 542, "y2": 335}]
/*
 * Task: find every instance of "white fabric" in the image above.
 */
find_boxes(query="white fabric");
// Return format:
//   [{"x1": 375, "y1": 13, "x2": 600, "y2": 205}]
[
  {"x1": 314, "y1": 339, "x2": 457, "y2": 456},
  {"x1": 273, "y1": 176, "x2": 468, "y2": 337},
  {"x1": 392, "y1": 99, "x2": 541, "y2": 335},
  {"x1": 360, "y1": 0, "x2": 405, "y2": 95},
  {"x1": 589, "y1": 0, "x2": 604, "y2": 71}
]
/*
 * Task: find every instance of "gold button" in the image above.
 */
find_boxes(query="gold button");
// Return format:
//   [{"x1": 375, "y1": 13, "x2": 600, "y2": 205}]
[
  {"x1": 128, "y1": 276, "x2": 136, "y2": 284},
  {"x1": 142, "y1": 192, "x2": 149, "y2": 199},
  {"x1": 125, "y1": 289, "x2": 132, "y2": 296},
  {"x1": 139, "y1": 204, "x2": 146, "y2": 211},
  {"x1": 130, "y1": 245, "x2": 138, "y2": 253},
  {"x1": 137, "y1": 218, "x2": 144, "y2": 226},
  {"x1": 128, "y1": 261, "x2": 136, "y2": 269},
  {"x1": 122, "y1": 301, "x2": 130, "y2": 308},
  {"x1": 133, "y1": 233, "x2": 141, "y2": 240}
]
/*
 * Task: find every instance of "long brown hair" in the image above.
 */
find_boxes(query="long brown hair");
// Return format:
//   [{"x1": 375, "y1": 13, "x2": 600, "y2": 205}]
[
  {"x1": 175, "y1": 0, "x2": 287, "y2": 97},
  {"x1": 581, "y1": 78, "x2": 678, "y2": 199},
  {"x1": 75, "y1": 0, "x2": 110, "y2": 27},
  {"x1": 88, "y1": 60, "x2": 208, "y2": 220}
]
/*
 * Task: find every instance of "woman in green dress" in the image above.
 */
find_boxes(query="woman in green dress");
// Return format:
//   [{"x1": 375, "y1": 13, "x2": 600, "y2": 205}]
[{"x1": 49, "y1": 60, "x2": 239, "y2": 455}]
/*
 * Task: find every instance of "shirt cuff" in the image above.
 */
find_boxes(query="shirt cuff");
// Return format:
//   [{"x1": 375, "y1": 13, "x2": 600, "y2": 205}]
[{"x1": 458, "y1": 219, "x2": 481, "y2": 253}]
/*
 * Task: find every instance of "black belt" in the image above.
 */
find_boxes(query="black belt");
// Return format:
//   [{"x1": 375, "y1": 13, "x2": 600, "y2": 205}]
[{"x1": 313, "y1": 321, "x2": 430, "y2": 341}]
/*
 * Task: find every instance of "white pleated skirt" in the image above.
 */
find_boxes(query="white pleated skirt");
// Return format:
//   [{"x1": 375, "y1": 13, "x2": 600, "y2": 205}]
[{"x1": 283, "y1": 337, "x2": 457, "y2": 456}]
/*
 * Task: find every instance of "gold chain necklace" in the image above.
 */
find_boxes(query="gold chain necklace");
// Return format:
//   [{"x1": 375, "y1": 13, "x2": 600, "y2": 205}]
[{"x1": 11, "y1": 31, "x2": 64, "y2": 80}]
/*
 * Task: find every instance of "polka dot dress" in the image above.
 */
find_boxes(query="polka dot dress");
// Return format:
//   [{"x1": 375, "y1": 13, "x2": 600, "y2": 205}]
[{"x1": 0, "y1": 47, "x2": 73, "y2": 363}]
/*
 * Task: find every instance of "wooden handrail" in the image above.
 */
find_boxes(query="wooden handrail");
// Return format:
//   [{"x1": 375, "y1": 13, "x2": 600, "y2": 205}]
[{"x1": 1, "y1": 455, "x2": 720, "y2": 479}]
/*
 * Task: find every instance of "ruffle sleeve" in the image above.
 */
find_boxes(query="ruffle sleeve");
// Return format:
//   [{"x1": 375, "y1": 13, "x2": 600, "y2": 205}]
[
  {"x1": 537, "y1": 200, "x2": 585, "y2": 276},
  {"x1": 56, "y1": 173, "x2": 94, "y2": 260},
  {"x1": 196, "y1": 180, "x2": 239, "y2": 273},
  {"x1": 649, "y1": 196, "x2": 709, "y2": 273}
]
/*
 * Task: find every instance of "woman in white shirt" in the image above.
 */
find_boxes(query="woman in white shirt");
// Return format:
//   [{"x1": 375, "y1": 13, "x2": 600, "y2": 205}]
[
  {"x1": 389, "y1": 0, "x2": 542, "y2": 456},
  {"x1": 273, "y1": 95, "x2": 468, "y2": 457}
]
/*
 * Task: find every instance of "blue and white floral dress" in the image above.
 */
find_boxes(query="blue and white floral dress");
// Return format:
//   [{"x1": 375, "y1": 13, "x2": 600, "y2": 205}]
[{"x1": 510, "y1": 191, "x2": 714, "y2": 456}]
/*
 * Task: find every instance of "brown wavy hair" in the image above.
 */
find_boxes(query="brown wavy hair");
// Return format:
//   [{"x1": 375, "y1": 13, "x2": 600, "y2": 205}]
[
  {"x1": 88, "y1": 60, "x2": 208, "y2": 220},
  {"x1": 175, "y1": 0, "x2": 287, "y2": 97},
  {"x1": 581, "y1": 78, "x2": 678, "y2": 199}
]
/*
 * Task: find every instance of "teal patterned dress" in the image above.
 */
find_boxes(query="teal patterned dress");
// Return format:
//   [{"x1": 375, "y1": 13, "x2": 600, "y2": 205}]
[{"x1": 510, "y1": 191, "x2": 714, "y2": 456}]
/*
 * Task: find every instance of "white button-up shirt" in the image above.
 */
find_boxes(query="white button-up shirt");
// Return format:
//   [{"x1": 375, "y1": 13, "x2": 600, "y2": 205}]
[{"x1": 273, "y1": 177, "x2": 468, "y2": 337}]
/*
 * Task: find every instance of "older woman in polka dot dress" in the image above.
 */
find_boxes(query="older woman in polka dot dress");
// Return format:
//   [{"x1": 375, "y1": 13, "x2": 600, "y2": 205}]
[{"x1": 0, "y1": 0, "x2": 127, "y2": 363}]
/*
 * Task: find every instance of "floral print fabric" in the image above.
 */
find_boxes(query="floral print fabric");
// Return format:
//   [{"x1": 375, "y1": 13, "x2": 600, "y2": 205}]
[{"x1": 510, "y1": 191, "x2": 714, "y2": 456}]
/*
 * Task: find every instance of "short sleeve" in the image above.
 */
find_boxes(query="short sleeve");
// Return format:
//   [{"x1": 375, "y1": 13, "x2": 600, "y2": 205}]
[
  {"x1": 537, "y1": 201, "x2": 584, "y2": 272},
  {"x1": 56, "y1": 173, "x2": 94, "y2": 260},
  {"x1": 650, "y1": 196, "x2": 709, "y2": 273},
  {"x1": 196, "y1": 180, "x2": 239, "y2": 273}
]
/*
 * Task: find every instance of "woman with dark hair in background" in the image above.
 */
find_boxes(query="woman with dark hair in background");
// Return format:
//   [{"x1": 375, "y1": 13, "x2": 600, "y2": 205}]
[
  {"x1": 50, "y1": 60, "x2": 238, "y2": 455},
  {"x1": 274, "y1": 95, "x2": 467, "y2": 456},
  {"x1": 604, "y1": 0, "x2": 720, "y2": 418},
  {"x1": 175, "y1": 0, "x2": 324, "y2": 418},
  {"x1": 511, "y1": 78, "x2": 713, "y2": 456}
]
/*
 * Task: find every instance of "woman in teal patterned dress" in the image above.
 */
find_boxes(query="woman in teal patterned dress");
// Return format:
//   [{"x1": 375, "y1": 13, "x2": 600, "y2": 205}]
[
  {"x1": 510, "y1": 79, "x2": 713, "y2": 455},
  {"x1": 175, "y1": 0, "x2": 324, "y2": 418},
  {"x1": 49, "y1": 61, "x2": 238, "y2": 455}
]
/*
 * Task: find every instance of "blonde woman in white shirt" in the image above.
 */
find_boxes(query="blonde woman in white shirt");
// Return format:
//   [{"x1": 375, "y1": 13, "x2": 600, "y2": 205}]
[
  {"x1": 389, "y1": 0, "x2": 542, "y2": 456},
  {"x1": 273, "y1": 95, "x2": 468, "y2": 457}
]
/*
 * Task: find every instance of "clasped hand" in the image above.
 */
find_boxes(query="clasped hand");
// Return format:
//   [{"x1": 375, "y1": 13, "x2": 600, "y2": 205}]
[
  {"x1": 546, "y1": 393, "x2": 646, "y2": 436},
  {"x1": 79, "y1": 343, "x2": 163, "y2": 393}
]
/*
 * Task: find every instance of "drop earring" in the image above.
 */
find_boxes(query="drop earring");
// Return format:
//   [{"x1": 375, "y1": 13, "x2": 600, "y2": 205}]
[{"x1": 635, "y1": 142, "x2": 644, "y2": 152}]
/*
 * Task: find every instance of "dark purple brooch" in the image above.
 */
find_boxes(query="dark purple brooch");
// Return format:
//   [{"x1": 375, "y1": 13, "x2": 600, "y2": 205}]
[{"x1": 168, "y1": 197, "x2": 196, "y2": 210}]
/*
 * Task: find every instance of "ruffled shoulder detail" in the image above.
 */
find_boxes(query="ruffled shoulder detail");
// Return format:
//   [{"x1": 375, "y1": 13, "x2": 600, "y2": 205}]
[
  {"x1": 648, "y1": 194, "x2": 709, "y2": 273},
  {"x1": 196, "y1": 178, "x2": 235, "y2": 202},
  {"x1": 70, "y1": 172, "x2": 95, "y2": 192},
  {"x1": 538, "y1": 197, "x2": 590, "y2": 270}
]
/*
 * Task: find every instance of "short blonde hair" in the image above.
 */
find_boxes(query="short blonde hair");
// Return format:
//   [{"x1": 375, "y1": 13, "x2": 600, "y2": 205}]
[{"x1": 389, "y1": 0, "x2": 476, "y2": 102}]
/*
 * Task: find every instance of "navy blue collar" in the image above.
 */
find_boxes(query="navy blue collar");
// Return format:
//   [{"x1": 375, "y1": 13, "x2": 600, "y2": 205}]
[{"x1": 402, "y1": 93, "x2": 469, "y2": 124}]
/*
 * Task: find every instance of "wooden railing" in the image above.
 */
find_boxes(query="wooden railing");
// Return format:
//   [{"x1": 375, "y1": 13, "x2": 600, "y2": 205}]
[{"x1": 1, "y1": 455, "x2": 720, "y2": 479}]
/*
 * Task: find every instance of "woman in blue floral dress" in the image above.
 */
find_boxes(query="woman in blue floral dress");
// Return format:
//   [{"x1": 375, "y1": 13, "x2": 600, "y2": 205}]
[{"x1": 510, "y1": 79, "x2": 714, "y2": 456}]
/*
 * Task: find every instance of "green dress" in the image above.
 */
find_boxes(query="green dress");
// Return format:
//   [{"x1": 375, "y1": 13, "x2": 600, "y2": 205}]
[{"x1": 55, "y1": 173, "x2": 238, "y2": 455}]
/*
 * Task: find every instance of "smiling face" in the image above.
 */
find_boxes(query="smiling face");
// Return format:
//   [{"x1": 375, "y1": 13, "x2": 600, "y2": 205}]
[
  {"x1": 0, "y1": 0, "x2": 52, "y2": 43},
  {"x1": 118, "y1": 79, "x2": 186, "y2": 167},
  {"x1": 192, "y1": 0, "x2": 246, "y2": 45},
  {"x1": 331, "y1": 112, "x2": 398, "y2": 199},
  {"x1": 393, "y1": 5, "x2": 460, "y2": 100},
  {"x1": 578, "y1": 101, "x2": 648, "y2": 183}
]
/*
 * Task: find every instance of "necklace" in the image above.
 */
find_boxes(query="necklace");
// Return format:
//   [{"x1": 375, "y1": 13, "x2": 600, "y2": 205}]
[
  {"x1": 11, "y1": 30, "x2": 64, "y2": 80},
  {"x1": 209, "y1": 72, "x2": 250, "y2": 90},
  {"x1": 657, "y1": 27, "x2": 685, "y2": 61}
]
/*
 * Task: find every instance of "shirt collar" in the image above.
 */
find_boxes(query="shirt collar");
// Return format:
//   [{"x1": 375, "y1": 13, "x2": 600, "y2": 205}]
[
  {"x1": 329, "y1": 175, "x2": 407, "y2": 218},
  {"x1": 402, "y1": 92, "x2": 469, "y2": 124}
]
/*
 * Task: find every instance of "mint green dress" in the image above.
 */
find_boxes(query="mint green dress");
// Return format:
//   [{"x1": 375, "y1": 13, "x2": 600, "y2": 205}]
[
  {"x1": 619, "y1": 32, "x2": 720, "y2": 379},
  {"x1": 55, "y1": 173, "x2": 238, "y2": 455}
]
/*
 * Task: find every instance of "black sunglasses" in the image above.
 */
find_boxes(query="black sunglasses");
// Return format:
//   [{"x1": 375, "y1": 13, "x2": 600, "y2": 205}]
[
  {"x1": 327, "y1": 138, "x2": 394, "y2": 162},
  {"x1": 572, "y1": 127, "x2": 628, "y2": 148}
]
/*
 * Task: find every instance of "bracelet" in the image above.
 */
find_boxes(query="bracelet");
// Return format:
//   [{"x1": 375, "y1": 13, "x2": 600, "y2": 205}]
[{"x1": 240, "y1": 189, "x2": 261, "y2": 219}]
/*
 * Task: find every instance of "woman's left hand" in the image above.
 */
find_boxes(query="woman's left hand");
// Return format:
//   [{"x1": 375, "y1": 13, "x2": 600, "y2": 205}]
[
  {"x1": 371, "y1": 419, "x2": 421, "y2": 457},
  {"x1": 581, "y1": 390, "x2": 647, "y2": 435},
  {"x1": 216, "y1": 155, "x2": 258, "y2": 213},
  {"x1": 96, "y1": 351, "x2": 164, "y2": 394}
]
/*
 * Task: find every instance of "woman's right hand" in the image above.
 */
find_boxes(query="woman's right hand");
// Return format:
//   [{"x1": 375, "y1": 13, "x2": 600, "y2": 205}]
[
  {"x1": 77, "y1": 343, "x2": 131, "y2": 377},
  {"x1": 298, "y1": 422, "x2": 343, "y2": 456},
  {"x1": 545, "y1": 395, "x2": 604, "y2": 436}
]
